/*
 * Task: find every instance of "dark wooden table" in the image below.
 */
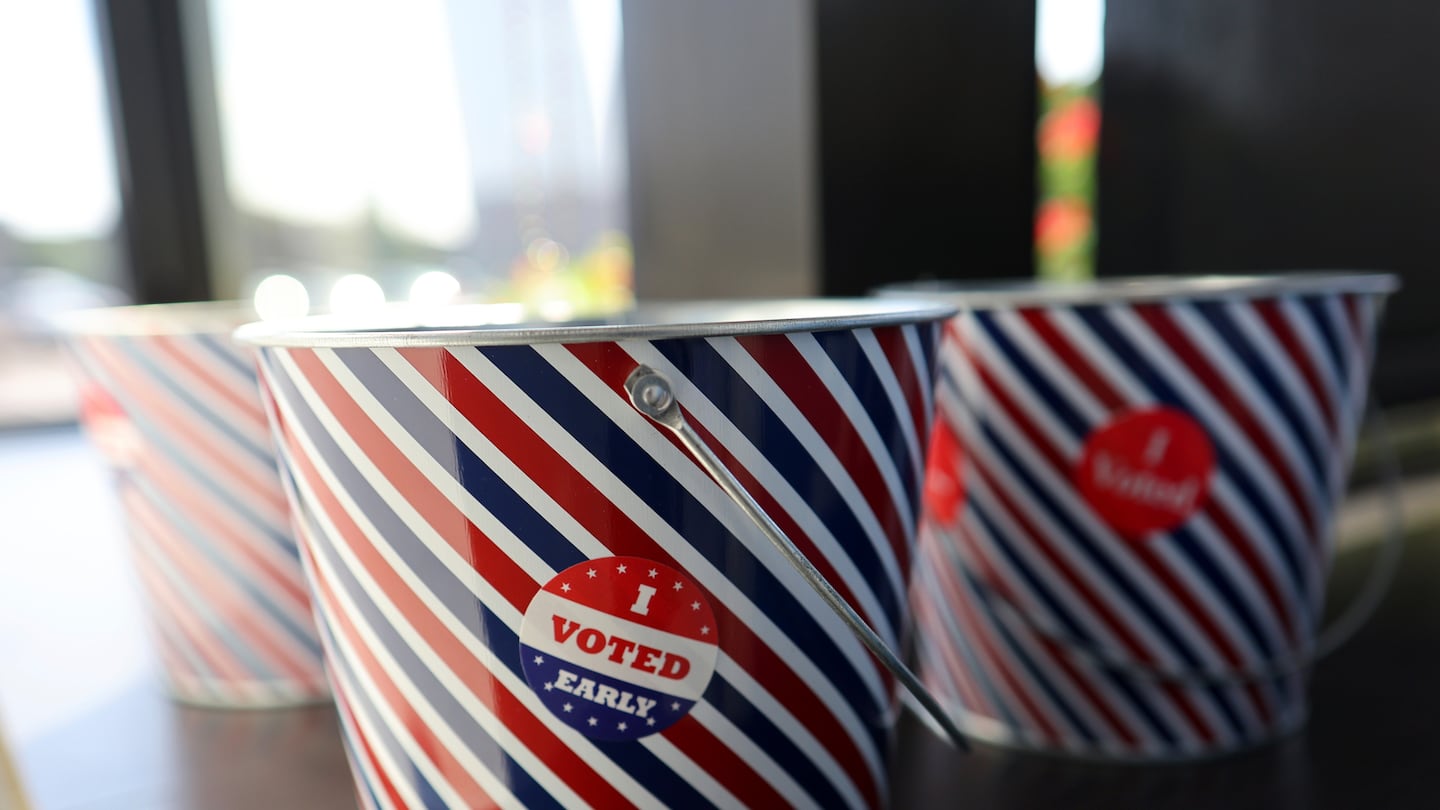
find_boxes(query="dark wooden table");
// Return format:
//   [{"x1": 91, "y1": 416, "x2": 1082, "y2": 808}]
[{"x1": 4, "y1": 426, "x2": 1437, "y2": 809}]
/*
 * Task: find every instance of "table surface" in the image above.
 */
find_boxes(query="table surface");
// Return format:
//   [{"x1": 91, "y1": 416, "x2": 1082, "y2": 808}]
[{"x1": 3, "y1": 426, "x2": 1437, "y2": 809}]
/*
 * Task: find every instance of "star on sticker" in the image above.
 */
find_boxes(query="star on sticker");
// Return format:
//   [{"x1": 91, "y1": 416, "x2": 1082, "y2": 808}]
[
  {"x1": 587, "y1": 568, "x2": 597, "y2": 579},
  {"x1": 647, "y1": 568, "x2": 658, "y2": 578},
  {"x1": 646, "y1": 717, "x2": 655, "y2": 726},
  {"x1": 617, "y1": 722, "x2": 628, "y2": 731},
  {"x1": 617, "y1": 563, "x2": 628, "y2": 574},
  {"x1": 544, "y1": 682, "x2": 554, "y2": 691},
  {"x1": 690, "y1": 600, "x2": 700, "y2": 611},
  {"x1": 671, "y1": 701, "x2": 681, "y2": 711},
  {"x1": 587, "y1": 717, "x2": 598, "y2": 727},
  {"x1": 563, "y1": 703, "x2": 573, "y2": 712},
  {"x1": 560, "y1": 582, "x2": 571, "y2": 593},
  {"x1": 672, "y1": 581, "x2": 684, "y2": 591},
  {"x1": 700, "y1": 625, "x2": 710, "y2": 636},
  {"x1": 533, "y1": 655, "x2": 544, "y2": 665}
]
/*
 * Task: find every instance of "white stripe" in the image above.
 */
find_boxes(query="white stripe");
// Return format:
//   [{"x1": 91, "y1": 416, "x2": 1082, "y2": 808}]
[
  {"x1": 148, "y1": 336, "x2": 274, "y2": 449},
  {"x1": 264, "y1": 348, "x2": 726, "y2": 810},
  {"x1": 311, "y1": 348, "x2": 559, "y2": 583},
  {"x1": 958, "y1": 505, "x2": 1152, "y2": 755},
  {"x1": 789, "y1": 331, "x2": 917, "y2": 543},
  {"x1": 458, "y1": 345, "x2": 888, "y2": 785},
  {"x1": 1278, "y1": 297, "x2": 1349, "y2": 436},
  {"x1": 310, "y1": 590, "x2": 493, "y2": 810},
  {"x1": 1100, "y1": 307, "x2": 1321, "y2": 598},
  {"x1": 320, "y1": 638, "x2": 427, "y2": 810},
  {"x1": 331, "y1": 676, "x2": 397, "y2": 810},
  {"x1": 617, "y1": 340, "x2": 897, "y2": 643},
  {"x1": 706, "y1": 337, "x2": 905, "y2": 612},
  {"x1": 1166, "y1": 305, "x2": 1330, "y2": 532},
  {"x1": 904, "y1": 323, "x2": 936, "y2": 435},
  {"x1": 688, "y1": 701, "x2": 825, "y2": 810},
  {"x1": 305, "y1": 511, "x2": 583, "y2": 810},
  {"x1": 1044, "y1": 309, "x2": 1314, "y2": 640},
  {"x1": 913, "y1": 526, "x2": 1010, "y2": 720},
  {"x1": 855, "y1": 328, "x2": 924, "y2": 489}
]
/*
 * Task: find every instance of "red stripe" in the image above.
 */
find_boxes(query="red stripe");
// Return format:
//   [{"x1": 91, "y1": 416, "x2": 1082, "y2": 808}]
[
  {"x1": 335, "y1": 683, "x2": 412, "y2": 810},
  {"x1": 279, "y1": 420, "x2": 639, "y2": 810},
  {"x1": 123, "y1": 485, "x2": 320, "y2": 685},
  {"x1": 150, "y1": 335, "x2": 271, "y2": 433},
  {"x1": 1025, "y1": 309, "x2": 1301, "y2": 648},
  {"x1": 283, "y1": 347, "x2": 794, "y2": 809},
  {"x1": 874, "y1": 325, "x2": 931, "y2": 452},
  {"x1": 127, "y1": 529, "x2": 250, "y2": 683},
  {"x1": 1134, "y1": 306, "x2": 1319, "y2": 546},
  {"x1": 305, "y1": 545, "x2": 502, "y2": 809},
  {"x1": 133, "y1": 448, "x2": 312, "y2": 610},
  {"x1": 733, "y1": 334, "x2": 912, "y2": 571},
  {"x1": 910, "y1": 570, "x2": 992, "y2": 718},
  {"x1": 284, "y1": 349, "x2": 538, "y2": 613},
  {"x1": 920, "y1": 525, "x2": 1063, "y2": 745},
  {"x1": 1255, "y1": 302, "x2": 1339, "y2": 439},
  {"x1": 967, "y1": 314, "x2": 1284, "y2": 732},
  {"x1": 399, "y1": 345, "x2": 884, "y2": 807},
  {"x1": 949, "y1": 512, "x2": 1141, "y2": 749},
  {"x1": 82, "y1": 337, "x2": 290, "y2": 516},
  {"x1": 946, "y1": 360, "x2": 1222, "y2": 743}
]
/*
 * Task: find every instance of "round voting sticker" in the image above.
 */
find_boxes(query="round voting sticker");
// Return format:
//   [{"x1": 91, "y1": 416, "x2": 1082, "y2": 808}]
[
  {"x1": 518, "y1": 557, "x2": 719, "y2": 741},
  {"x1": 1077, "y1": 407, "x2": 1215, "y2": 539}
]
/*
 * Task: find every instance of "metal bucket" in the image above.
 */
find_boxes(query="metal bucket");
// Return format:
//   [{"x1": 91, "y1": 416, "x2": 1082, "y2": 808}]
[
  {"x1": 883, "y1": 273, "x2": 1398, "y2": 760},
  {"x1": 62, "y1": 301, "x2": 329, "y2": 708},
  {"x1": 237, "y1": 298, "x2": 957, "y2": 808}
]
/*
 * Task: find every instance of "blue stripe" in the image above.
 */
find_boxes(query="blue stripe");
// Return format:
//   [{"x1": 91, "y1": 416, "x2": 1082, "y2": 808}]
[
  {"x1": 194, "y1": 332, "x2": 259, "y2": 380},
  {"x1": 115, "y1": 336, "x2": 275, "y2": 468},
  {"x1": 964, "y1": 475, "x2": 1180, "y2": 745},
  {"x1": 960, "y1": 383, "x2": 1248, "y2": 738},
  {"x1": 305, "y1": 497, "x2": 568, "y2": 810},
  {"x1": 479, "y1": 343, "x2": 895, "y2": 741},
  {"x1": 649, "y1": 337, "x2": 905, "y2": 633},
  {"x1": 811, "y1": 328, "x2": 920, "y2": 505},
  {"x1": 334, "y1": 711, "x2": 385, "y2": 810},
  {"x1": 1296, "y1": 295, "x2": 1350, "y2": 393},
  {"x1": 332, "y1": 348, "x2": 590, "y2": 574},
  {"x1": 264, "y1": 349, "x2": 718, "y2": 809},
  {"x1": 314, "y1": 604, "x2": 450, "y2": 810},
  {"x1": 975, "y1": 311, "x2": 1287, "y2": 671},
  {"x1": 1074, "y1": 306, "x2": 1315, "y2": 615},
  {"x1": 81, "y1": 353, "x2": 298, "y2": 555},
  {"x1": 1189, "y1": 302, "x2": 1328, "y2": 491},
  {"x1": 913, "y1": 542, "x2": 1024, "y2": 732},
  {"x1": 127, "y1": 472, "x2": 321, "y2": 658}
]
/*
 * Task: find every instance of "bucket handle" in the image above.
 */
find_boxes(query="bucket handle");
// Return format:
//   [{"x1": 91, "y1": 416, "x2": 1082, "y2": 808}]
[
  {"x1": 963, "y1": 396, "x2": 1405, "y2": 686},
  {"x1": 624, "y1": 365, "x2": 970, "y2": 750}
]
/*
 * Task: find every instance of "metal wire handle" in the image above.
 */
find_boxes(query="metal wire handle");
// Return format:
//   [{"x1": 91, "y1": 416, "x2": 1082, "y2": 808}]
[
  {"x1": 961, "y1": 397, "x2": 1405, "y2": 686},
  {"x1": 623, "y1": 365, "x2": 970, "y2": 750}
]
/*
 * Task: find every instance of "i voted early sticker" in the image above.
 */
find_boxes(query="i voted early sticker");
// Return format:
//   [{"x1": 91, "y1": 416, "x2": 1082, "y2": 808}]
[
  {"x1": 518, "y1": 556, "x2": 719, "y2": 741},
  {"x1": 1076, "y1": 406, "x2": 1215, "y2": 539}
]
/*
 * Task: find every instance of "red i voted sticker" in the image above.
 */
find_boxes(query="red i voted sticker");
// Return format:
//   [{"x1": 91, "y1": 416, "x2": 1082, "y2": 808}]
[
  {"x1": 518, "y1": 556, "x2": 719, "y2": 741},
  {"x1": 923, "y1": 417, "x2": 966, "y2": 528},
  {"x1": 1076, "y1": 407, "x2": 1215, "y2": 539}
]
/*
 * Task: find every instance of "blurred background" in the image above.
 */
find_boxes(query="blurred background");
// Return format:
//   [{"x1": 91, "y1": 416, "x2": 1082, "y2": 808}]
[{"x1": 4, "y1": 0, "x2": 1440, "y2": 431}]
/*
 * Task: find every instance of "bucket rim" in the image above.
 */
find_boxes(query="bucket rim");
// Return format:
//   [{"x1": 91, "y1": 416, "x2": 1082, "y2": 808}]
[
  {"x1": 876, "y1": 272, "x2": 1400, "y2": 308},
  {"x1": 56, "y1": 299, "x2": 258, "y2": 338},
  {"x1": 233, "y1": 298, "x2": 958, "y2": 348}
]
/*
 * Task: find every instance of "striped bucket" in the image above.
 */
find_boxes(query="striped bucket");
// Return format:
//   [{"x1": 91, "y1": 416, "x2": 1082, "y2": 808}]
[
  {"x1": 237, "y1": 299, "x2": 951, "y2": 809},
  {"x1": 892, "y1": 274, "x2": 1397, "y2": 760},
  {"x1": 64, "y1": 302, "x2": 329, "y2": 708}
]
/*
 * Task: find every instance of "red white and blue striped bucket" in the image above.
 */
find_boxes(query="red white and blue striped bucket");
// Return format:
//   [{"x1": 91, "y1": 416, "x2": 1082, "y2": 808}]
[
  {"x1": 889, "y1": 274, "x2": 1397, "y2": 760},
  {"x1": 64, "y1": 302, "x2": 329, "y2": 708},
  {"x1": 237, "y1": 299, "x2": 953, "y2": 809}
]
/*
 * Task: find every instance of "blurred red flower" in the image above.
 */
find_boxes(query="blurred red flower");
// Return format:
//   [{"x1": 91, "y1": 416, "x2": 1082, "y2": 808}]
[
  {"x1": 1039, "y1": 96, "x2": 1101, "y2": 162},
  {"x1": 1035, "y1": 197, "x2": 1092, "y2": 255}
]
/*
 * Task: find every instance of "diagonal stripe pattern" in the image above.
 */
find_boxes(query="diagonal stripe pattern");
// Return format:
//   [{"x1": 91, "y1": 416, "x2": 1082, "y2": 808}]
[
  {"x1": 255, "y1": 322, "x2": 938, "y2": 809},
  {"x1": 69, "y1": 331, "x2": 328, "y2": 707},
  {"x1": 911, "y1": 290, "x2": 1387, "y2": 759}
]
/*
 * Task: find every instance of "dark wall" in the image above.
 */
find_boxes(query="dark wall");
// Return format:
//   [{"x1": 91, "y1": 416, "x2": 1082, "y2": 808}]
[
  {"x1": 814, "y1": 1, "x2": 1038, "y2": 295},
  {"x1": 1100, "y1": 1, "x2": 1440, "y2": 404}
]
